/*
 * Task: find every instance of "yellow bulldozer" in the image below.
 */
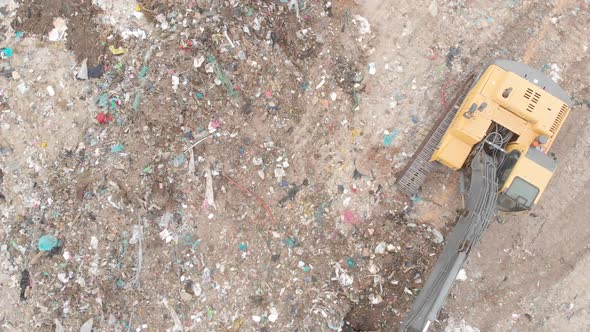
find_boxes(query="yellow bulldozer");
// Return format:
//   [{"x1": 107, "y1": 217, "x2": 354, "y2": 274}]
[{"x1": 397, "y1": 60, "x2": 573, "y2": 331}]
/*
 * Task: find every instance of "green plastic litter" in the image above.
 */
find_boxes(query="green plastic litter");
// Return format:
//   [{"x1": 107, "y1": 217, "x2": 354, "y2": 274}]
[
  {"x1": 347, "y1": 257, "x2": 355, "y2": 268},
  {"x1": 352, "y1": 88, "x2": 360, "y2": 110},
  {"x1": 238, "y1": 243, "x2": 247, "y2": 251},
  {"x1": 315, "y1": 202, "x2": 327, "y2": 223},
  {"x1": 342, "y1": 10, "x2": 351, "y2": 31},
  {"x1": 195, "y1": 91, "x2": 204, "y2": 100},
  {"x1": 138, "y1": 66, "x2": 149, "y2": 79},
  {"x1": 182, "y1": 233, "x2": 201, "y2": 250},
  {"x1": 410, "y1": 194, "x2": 423, "y2": 204},
  {"x1": 133, "y1": 92, "x2": 141, "y2": 112},
  {"x1": 216, "y1": 63, "x2": 236, "y2": 96},
  {"x1": 98, "y1": 93, "x2": 109, "y2": 108},
  {"x1": 119, "y1": 239, "x2": 128, "y2": 257},
  {"x1": 246, "y1": 7, "x2": 254, "y2": 16},
  {"x1": 143, "y1": 165, "x2": 153, "y2": 174},
  {"x1": 38, "y1": 235, "x2": 58, "y2": 252},
  {"x1": 283, "y1": 237, "x2": 297, "y2": 248},
  {"x1": 208, "y1": 56, "x2": 236, "y2": 96},
  {"x1": 394, "y1": 92, "x2": 406, "y2": 101},
  {"x1": 207, "y1": 307, "x2": 215, "y2": 319},
  {"x1": 303, "y1": 266, "x2": 311, "y2": 272},
  {"x1": 300, "y1": 80, "x2": 310, "y2": 91},
  {"x1": 111, "y1": 143, "x2": 124, "y2": 153},
  {"x1": 116, "y1": 279, "x2": 126, "y2": 288}
]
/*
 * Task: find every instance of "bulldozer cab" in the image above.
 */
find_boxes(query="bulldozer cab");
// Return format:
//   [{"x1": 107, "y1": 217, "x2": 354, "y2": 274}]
[
  {"x1": 429, "y1": 59, "x2": 573, "y2": 212},
  {"x1": 497, "y1": 146, "x2": 557, "y2": 211}
]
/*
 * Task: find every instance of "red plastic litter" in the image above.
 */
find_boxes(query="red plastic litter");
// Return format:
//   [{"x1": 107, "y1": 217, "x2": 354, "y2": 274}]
[
  {"x1": 180, "y1": 40, "x2": 193, "y2": 49},
  {"x1": 342, "y1": 210, "x2": 361, "y2": 225},
  {"x1": 96, "y1": 112, "x2": 113, "y2": 124},
  {"x1": 208, "y1": 119, "x2": 220, "y2": 130}
]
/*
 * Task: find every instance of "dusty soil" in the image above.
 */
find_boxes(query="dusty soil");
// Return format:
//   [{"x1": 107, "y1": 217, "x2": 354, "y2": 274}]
[
  {"x1": 0, "y1": 0, "x2": 588, "y2": 331},
  {"x1": 11, "y1": 0, "x2": 108, "y2": 66}
]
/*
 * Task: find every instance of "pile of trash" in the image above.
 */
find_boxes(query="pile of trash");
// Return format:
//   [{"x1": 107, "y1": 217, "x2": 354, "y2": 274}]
[{"x1": 0, "y1": 0, "x2": 448, "y2": 330}]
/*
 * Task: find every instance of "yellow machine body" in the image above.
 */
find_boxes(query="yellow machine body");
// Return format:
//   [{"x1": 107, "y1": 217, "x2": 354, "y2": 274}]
[{"x1": 431, "y1": 61, "x2": 572, "y2": 211}]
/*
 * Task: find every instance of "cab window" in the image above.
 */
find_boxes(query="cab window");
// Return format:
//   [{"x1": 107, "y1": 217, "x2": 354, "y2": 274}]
[
  {"x1": 497, "y1": 150, "x2": 520, "y2": 186},
  {"x1": 504, "y1": 176, "x2": 539, "y2": 208}
]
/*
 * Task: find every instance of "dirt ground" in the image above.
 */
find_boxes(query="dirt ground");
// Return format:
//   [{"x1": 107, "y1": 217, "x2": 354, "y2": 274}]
[{"x1": 0, "y1": 0, "x2": 589, "y2": 331}]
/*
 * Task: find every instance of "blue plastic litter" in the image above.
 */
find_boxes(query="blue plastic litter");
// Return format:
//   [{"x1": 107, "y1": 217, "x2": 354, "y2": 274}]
[
  {"x1": 1, "y1": 47, "x2": 13, "y2": 58},
  {"x1": 38, "y1": 235, "x2": 58, "y2": 251},
  {"x1": 111, "y1": 143, "x2": 124, "y2": 153},
  {"x1": 384, "y1": 129, "x2": 399, "y2": 147},
  {"x1": 169, "y1": 153, "x2": 186, "y2": 167}
]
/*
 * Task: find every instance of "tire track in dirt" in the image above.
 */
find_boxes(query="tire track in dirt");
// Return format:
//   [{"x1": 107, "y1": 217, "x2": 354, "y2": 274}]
[{"x1": 521, "y1": 0, "x2": 574, "y2": 64}]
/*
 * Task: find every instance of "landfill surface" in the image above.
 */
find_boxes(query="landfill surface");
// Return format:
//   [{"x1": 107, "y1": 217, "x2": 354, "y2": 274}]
[{"x1": 0, "y1": 0, "x2": 589, "y2": 331}]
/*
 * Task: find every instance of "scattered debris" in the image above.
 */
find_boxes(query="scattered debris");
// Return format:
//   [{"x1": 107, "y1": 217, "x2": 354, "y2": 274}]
[
  {"x1": 352, "y1": 15, "x2": 371, "y2": 34},
  {"x1": 375, "y1": 241, "x2": 387, "y2": 254},
  {"x1": 446, "y1": 46, "x2": 461, "y2": 68},
  {"x1": 162, "y1": 298, "x2": 184, "y2": 332},
  {"x1": 268, "y1": 307, "x2": 279, "y2": 323},
  {"x1": 204, "y1": 166, "x2": 216, "y2": 210},
  {"x1": 549, "y1": 63, "x2": 563, "y2": 83},
  {"x1": 430, "y1": 228, "x2": 444, "y2": 244},
  {"x1": 368, "y1": 62, "x2": 377, "y2": 75},
  {"x1": 109, "y1": 45, "x2": 127, "y2": 55},
  {"x1": 19, "y1": 270, "x2": 31, "y2": 301},
  {"x1": 456, "y1": 268, "x2": 467, "y2": 281},
  {"x1": 79, "y1": 318, "x2": 93, "y2": 332},
  {"x1": 76, "y1": 58, "x2": 88, "y2": 80},
  {"x1": 48, "y1": 17, "x2": 68, "y2": 41}
]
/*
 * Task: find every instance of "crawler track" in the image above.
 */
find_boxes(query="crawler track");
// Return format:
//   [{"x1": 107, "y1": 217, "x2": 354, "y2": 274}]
[{"x1": 396, "y1": 74, "x2": 476, "y2": 196}]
